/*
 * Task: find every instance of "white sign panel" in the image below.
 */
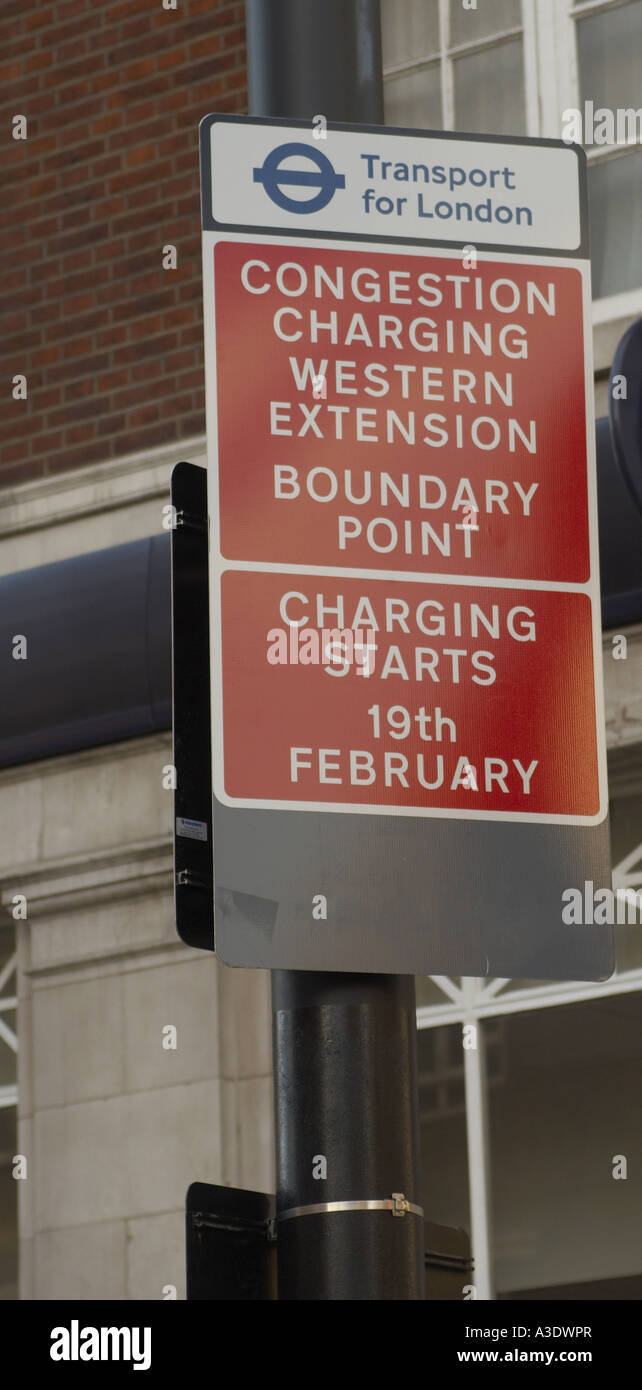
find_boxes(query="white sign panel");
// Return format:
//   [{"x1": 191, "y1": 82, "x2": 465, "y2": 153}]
[
  {"x1": 204, "y1": 118, "x2": 584, "y2": 251},
  {"x1": 198, "y1": 114, "x2": 611, "y2": 980}
]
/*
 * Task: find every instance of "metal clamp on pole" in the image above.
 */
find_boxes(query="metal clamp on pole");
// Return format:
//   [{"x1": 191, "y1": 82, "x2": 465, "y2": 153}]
[{"x1": 278, "y1": 1194, "x2": 424, "y2": 1222}]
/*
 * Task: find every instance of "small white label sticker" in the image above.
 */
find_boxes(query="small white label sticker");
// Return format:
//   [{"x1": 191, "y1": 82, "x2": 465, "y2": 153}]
[{"x1": 176, "y1": 817, "x2": 208, "y2": 841}]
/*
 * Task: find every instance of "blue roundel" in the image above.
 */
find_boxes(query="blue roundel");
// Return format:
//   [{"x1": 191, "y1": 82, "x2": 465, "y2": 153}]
[{"x1": 253, "y1": 141, "x2": 346, "y2": 214}]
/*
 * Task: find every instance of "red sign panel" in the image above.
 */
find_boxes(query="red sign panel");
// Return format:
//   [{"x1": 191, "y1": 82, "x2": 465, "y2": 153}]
[
  {"x1": 219, "y1": 571, "x2": 599, "y2": 817},
  {"x1": 208, "y1": 237, "x2": 603, "y2": 823},
  {"x1": 214, "y1": 241, "x2": 590, "y2": 583}
]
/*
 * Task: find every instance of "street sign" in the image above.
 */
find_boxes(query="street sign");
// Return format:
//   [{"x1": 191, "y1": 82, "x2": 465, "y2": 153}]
[{"x1": 199, "y1": 114, "x2": 612, "y2": 978}]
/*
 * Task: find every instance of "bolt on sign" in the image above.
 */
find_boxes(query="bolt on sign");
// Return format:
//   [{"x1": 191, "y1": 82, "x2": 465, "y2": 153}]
[{"x1": 198, "y1": 114, "x2": 612, "y2": 979}]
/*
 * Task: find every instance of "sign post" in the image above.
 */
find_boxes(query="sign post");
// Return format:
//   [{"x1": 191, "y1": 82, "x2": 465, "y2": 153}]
[
  {"x1": 199, "y1": 113, "x2": 611, "y2": 982},
  {"x1": 187, "y1": 0, "x2": 613, "y2": 1301}
]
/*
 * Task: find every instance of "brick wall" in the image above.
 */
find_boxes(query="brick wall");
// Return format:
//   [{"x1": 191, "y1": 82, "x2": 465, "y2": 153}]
[{"x1": 1, "y1": 0, "x2": 247, "y2": 487}]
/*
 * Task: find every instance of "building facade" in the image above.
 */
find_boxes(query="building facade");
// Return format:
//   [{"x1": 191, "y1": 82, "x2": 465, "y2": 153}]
[{"x1": 1, "y1": 0, "x2": 641, "y2": 1300}]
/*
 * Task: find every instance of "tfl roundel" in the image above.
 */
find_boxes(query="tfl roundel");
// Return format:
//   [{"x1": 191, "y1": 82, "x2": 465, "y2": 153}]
[{"x1": 253, "y1": 141, "x2": 346, "y2": 214}]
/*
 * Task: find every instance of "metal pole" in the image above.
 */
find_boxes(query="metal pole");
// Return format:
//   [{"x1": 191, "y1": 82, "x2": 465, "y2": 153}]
[
  {"x1": 463, "y1": 984, "x2": 494, "y2": 1300},
  {"x1": 246, "y1": 0, "x2": 383, "y2": 124},
  {"x1": 245, "y1": 0, "x2": 425, "y2": 1300}
]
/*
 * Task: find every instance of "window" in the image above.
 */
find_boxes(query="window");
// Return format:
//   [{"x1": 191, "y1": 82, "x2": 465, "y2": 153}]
[
  {"x1": 609, "y1": 784, "x2": 642, "y2": 972},
  {"x1": 488, "y1": 998, "x2": 642, "y2": 1297},
  {"x1": 417, "y1": 1025, "x2": 470, "y2": 1229},
  {"x1": 571, "y1": 0, "x2": 642, "y2": 299},
  {"x1": 416, "y1": 964, "x2": 642, "y2": 1297},
  {"x1": 381, "y1": 0, "x2": 642, "y2": 307},
  {"x1": 382, "y1": 0, "x2": 528, "y2": 135}
]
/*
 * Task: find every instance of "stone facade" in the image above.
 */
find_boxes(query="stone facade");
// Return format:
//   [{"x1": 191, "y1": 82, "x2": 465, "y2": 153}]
[{"x1": 0, "y1": 447, "x2": 273, "y2": 1299}]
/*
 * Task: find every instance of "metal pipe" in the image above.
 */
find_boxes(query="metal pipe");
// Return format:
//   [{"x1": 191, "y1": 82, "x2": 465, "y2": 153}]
[
  {"x1": 245, "y1": 0, "x2": 424, "y2": 1299},
  {"x1": 272, "y1": 971, "x2": 424, "y2": 1299},
  {"x1": 246, "y1": 0, "x2": 383, "y2": 125}
]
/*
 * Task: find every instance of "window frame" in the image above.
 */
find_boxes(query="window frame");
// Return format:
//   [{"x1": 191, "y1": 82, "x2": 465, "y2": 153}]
[
  {"x1": 381, "y1": 0, "x2": 642, "y2": 317},
  {"x1": 545, "y1": 0, "x2": 642, "y2": 313},
  {"x1": 381, "y1": 0, "x2": 532, "y2": 134}
]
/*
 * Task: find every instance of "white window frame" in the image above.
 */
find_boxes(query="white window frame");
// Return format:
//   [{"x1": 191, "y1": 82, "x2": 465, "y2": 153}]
[
  {"x1": 416, "y1": 835, "x2": 642, "y2": 1300},
  {"x1": 550, "y1": 0, "x2": 642, "y2": 319},
  {"x1": 382, "y1": 0, "x2": 533, "y2": 134},
  {"x1": 382, "y1": 0, "x2": 642, "y2": 319},
  {"x1": 0, "y1": 949, "x2": 17, "y2": 1111}
]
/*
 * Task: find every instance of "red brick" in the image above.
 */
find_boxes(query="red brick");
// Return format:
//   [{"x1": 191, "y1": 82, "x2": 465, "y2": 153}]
[
  {"x1": 29, "y1": 259, "x2": 59, "y2": 283},
  {"x1": 125, "y1": 184, "x2": 160, "y2": 212},
  {"x1": 221, "y1": 24, "x2": 245, "y2": 49},
  {"x1": 31, "y1": 346, "x2": 61, "y2": 368},
  {"x1": 64, "y1": 292, "x2": 94, "y2": 315},
  {"x1": 46, "y1": 441, "x2": 109, "y2": 472},
  {"x1": 91, "y1": 112, "x2": 123, "y2": 136},
  {"x1": 34, "y1": 388, "x2": 62, "y2": 410},
  {"x1": 1, "y1": 440, "x2": 31, "y2": 465},
  {"x1": 4, "y1": 312, "x2": 29, "y2": 334},
  {"x1": 65, "y1": 422, "x2": 97, "y2": 446},
  {"x1": 46, "y1": 141, "x2": 103, "y2": 171},
  {"x1": 127, "y1": 272, "x2": 163, "y2": 297},
  {"x1": 41, "y1": 17, "x2": 96, "y2": 49},
  {"x1": 29, "y1": 174, "x2": 57, "y2": 198},
  {"x1": 4, "y1": 268, "x2": 29, "y2": 290},
  {"x1": 55, "y1": 0, "x2": 91, "y2": 24},
  {"x1": 119, "y1": 331, "x2": 178, "y2": 363},
  {"x1": 114, "y1": 13, "x2": 151, "y2": 44},
  {"x1": 108, "y1": 158, "x2": 173, "y2": 193},
  {"x1": 2, "y1": 1, "x2": 249, "y2": 483},
  {"x1": 57, "y1": 38, "x2": 88, "y2": 62},
  {"x1": 63, "y1": 376, "x2": 95, "y2": 401},
  {"x1": 25, "y1": 7, "x2": 54, "y2": 30},
  {"x1": 96, "y1": 324, "x2": 127, "y2": 348},
  {"x1": 91, "y1": 155, "x2": 122, "y2": 179},
  {"x1": 189, "y1": 35, "x2": 222, "y2": 59},
  {"x1": 127, "y1": 403, "x2": 160, "y2": 428},
  {"x1": 125, "y1": 142, "x2": 155, "y2": 168},
  {"x1": 127, "y1": 98, "x2": 158, "y2": 124},
  {"x1": 113, "y1": 294, "x2": 171, "y2": 321},
  {"x1": 160, "y1": 390, "x2": 193, "y2": 417},
  {"x1": 175, "y1": 409, "x2": 206, "y2": 437},
  {"x1": 180, "y1": 325, "x2": 204, "y2": 349},
  {"x1": 0, "y1": 61, "x2": 24, "y2": 81},
  {"x1": 0, "y1": 460, "x2": 46, "y2": 486},
  {"x1": 173, "y1": 368, "x2": 203, "y2": 392},
  {"x1": 43, "y1": 57, "x2": 97, "y2": 90},
  {"x1": 46, "y1": 352, "x2": 109, "y2": 385},
  {"x1": 0, "y1": 415, "x2": 35, "y2": 441},
  {"x1": 62, "y1": 335, "x2": 94, "y2": 359},
  {"x1": 95, "y1": 239, "x2": 126, "y2": 261},
  {"x1": 34, "y1": 303, "x2": 60, "y2": 325},
  {"x1": 61, "y1": 248, "x2": 93, "y2": 273},
  {"x1": 113, "y1": 423, "x2": 174, "y2": 454},
  {"x1": 119, "y1": 380, "x2": 160, "y2": 409},
  {"x1": 122, "y1": 57, "x2": 155, "y2": 83},
  {"x1": 90, "y1": 195, "x2": 124, "y2": 220},
  {"x1": 92, "y1": 71, "x2": 120, "y2": 93},
  {"x1": 97, "y1": 413, "x2": 126, "y2": 435},
  {"x1": 163, "y1": 305, "x2": 195, "y2": 329},
  {"x1": 97, "y1": 369, "x2": 128, "y2": 391}
]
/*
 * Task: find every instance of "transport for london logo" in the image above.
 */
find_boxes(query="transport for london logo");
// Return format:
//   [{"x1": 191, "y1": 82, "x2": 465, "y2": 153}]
[{"x1": 253, "y1": 142, "x2": 346, "y2": 214}]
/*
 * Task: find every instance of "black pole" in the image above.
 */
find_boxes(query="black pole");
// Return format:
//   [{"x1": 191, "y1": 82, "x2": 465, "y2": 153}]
[
  {"x1": 245, "y1": 0, "x2": 424, "y2": 1300},
  {"x1": 246, "y1": 0, "x2": 383, "y2": 124}
]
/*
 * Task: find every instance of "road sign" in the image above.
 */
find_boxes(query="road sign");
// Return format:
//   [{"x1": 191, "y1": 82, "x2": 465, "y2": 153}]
[{"x1": 199, "y1": 114, "x2": 612, "y2": 978}]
